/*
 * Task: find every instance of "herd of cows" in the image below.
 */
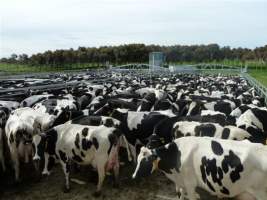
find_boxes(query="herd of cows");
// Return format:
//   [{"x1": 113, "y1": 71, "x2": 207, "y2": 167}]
[{"x1": 1, "y1": 71, "x2": 267, "y2": 200}]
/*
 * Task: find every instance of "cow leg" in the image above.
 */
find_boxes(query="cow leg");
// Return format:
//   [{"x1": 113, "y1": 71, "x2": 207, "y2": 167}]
[
  {"x1": 60, "y1": 160, "x2": 70, "y2": 193},
  {"x1": 183, "y1": 179, "x2": 199, "y2": 200},
  {"x1": 10, "y1": 147, "x2": 20, "y2": 182},
  {"x1": 42, "y1": 153, "x2": 51, "y2": 175},
  {"x1": 1, "y1": 158, "x2": 5, "y2": 172},
  {"x1": 113, "y1": 148, "x2": 120, "y2": 188},
  {"x1": 120, "y1": 135, "x2": 132, "y2": 162},
  {"x1": 24, "y1": 144, "x2": 32, "y2": 164},
  {"x1": 0, "y1": 148, "x2": 5, "y2": 172},
  {"x1": 0, "y1": 132, "x2": 5, "y2": 172},
  {"x1": 128, "y1": 143, "x2": 136, "y2": 162},
  {"x1": 93, "y1": 160, "x2": 106, "y2": 197}
]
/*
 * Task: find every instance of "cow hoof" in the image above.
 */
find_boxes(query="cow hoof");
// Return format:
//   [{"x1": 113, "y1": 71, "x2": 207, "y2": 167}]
[
  {"x1": 63, "y1": 186, "x2": 70, "y2": 193},
  {"x1": 92, "y1": 191, "x2": 101, "y2": 197}
]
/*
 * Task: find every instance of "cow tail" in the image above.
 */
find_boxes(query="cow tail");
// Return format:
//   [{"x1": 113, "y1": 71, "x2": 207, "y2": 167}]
[{"x1": 121, "y1": 135, "x2": 132, "y2": 162}]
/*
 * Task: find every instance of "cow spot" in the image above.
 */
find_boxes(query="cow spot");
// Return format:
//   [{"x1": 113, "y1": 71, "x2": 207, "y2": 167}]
[
  {"x1": 220, "y1": 187, "x2": 230, "y2": 195},
  {"x1": 206, "y1": 179, "x2": 216, "y2": 192},
  {"x1": 81, "y1": 138, "x2": 92, "y2": 151},
  {"x1": 80, "y1": 151, "x2": 85, "y2": 157},
  {"x1": 75, "y1": 133, "x2": 80, "y2": 149},
  {"x1": 222, "y1": 128, "x2": 230, "y2": 139},
  {"x1": 222, "y1": 150, "x2": 244, "y2": 183},
  {"x1": 195, "y1": 123, "x2": 216, "y2": 137},
  {"x1": 82, "y1": 128, "x2": 89, "y2": 137},
  {"x1": 59, "y1": 150, "x2": 67, "y2": 163},
  {"x1": 105, "y1": 119, "x2": 114, "y2": 127},
  {"x1": 72, "y1": 149, "x2": 83, "y2": 162},
  {"x1": 92, "y1": 137, "x2": 99, "y2": 150},
  {"x1": 200, "y1": 157, "x2": 223, "y2": 189},
  {"x1": 211, "y1": 140, "x2": 224, "y2": 156}
]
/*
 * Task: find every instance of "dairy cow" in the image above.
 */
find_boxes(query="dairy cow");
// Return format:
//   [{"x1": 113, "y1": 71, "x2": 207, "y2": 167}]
[
  {"x1": 236, "y1": 107, "x2": 267, "y2": 132},
  {"x1": 32, "y1": 124, "x2": 121, "y2": 196},
  {"x1": 133, "y1": 137, "x2": 267, "y2": 200},
  {"x1": 33, "y1": 98, "x2": 79, "y2": 116},
  {"x1": 110, "y1": 108, "x2": 175, "y2": 160},
  {"x1": 5, "y1": 114, "x2": 40, "y2": 181},
  {"x1": 20, "y1": 94, "x2": 54, "y2": 108},
  {"x1": 147, "y1": 111, "x2": 236, "y2": 149},
  {"x1": 12, "y1": 107, "x2": 56, "y2": 131}
]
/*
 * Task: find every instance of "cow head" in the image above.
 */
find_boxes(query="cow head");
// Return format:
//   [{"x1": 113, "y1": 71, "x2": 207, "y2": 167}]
[{"x1": 132, "y1": 147, "x2": 158, "y2": 179}]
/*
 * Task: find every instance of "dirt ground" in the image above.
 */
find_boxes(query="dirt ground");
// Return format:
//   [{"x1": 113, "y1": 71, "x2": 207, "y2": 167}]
[{"x1": 0, "y1": 160, "x2": 233, "y2": 200}]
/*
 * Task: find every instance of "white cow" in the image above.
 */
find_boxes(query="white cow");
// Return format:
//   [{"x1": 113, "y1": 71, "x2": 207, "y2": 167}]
[
  {"x1": 12, "y1": 107, "x2": 56, "y2": 131},
  {"x1": 133, "y1": 137, "x2": 267, "y2": 200},
  {"x1": 5, "y1": 114, "x2": 39, "y2": 181},
  {"x1": 33, "y1": 124, "x2": 122, "y2": 196}
]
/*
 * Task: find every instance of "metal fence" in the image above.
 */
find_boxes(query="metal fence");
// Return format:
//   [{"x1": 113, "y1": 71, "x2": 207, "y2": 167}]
[{"x1": 241, "y1": 73, "x2": 267, "y2": 105}]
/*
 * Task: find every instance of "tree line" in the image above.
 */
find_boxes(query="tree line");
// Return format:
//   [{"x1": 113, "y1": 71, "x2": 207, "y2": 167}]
[{"x1": 1, "y1": 44, "x2": 267, "y2": 67}]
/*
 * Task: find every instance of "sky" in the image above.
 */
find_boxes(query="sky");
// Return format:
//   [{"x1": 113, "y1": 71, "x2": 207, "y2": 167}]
[{"x1": 0, "y1": 0, "x2": 267, "y2": 58}]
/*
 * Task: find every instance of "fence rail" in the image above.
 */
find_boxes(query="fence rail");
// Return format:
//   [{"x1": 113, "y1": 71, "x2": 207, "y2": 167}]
[{"x1": 241, "y1": 73, "x2": 267, "y2": 105}]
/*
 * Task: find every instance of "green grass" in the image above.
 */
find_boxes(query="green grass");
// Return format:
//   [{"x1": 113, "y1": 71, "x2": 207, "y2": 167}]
[
  {"x1": 0, "y1": 63, "x2": 102, "y2": 74},
  {"x1": 249, "y1": 70, "x2": 267, "y2": 87}
]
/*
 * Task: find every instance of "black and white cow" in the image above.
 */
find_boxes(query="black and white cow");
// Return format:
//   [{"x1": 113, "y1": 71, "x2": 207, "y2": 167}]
[
  {"x1": 187, "y1": 100, "x2": 236, "y2": 116},
  {"x1": 133, "y1": 137, "x2": 267, "y2": 200},
  {"x1": 236, "y1": 107, "x2": 267, "y2": 132},
  {"x1": 66, "y1": 115, "x2": 121, "y2": 127},
  {"x1": 66, "y1": 115, "x2": 132, "y2": 162},
  {"x1": 172, "y1": 121, "x2": 266, "y2": 143},
  {"x1": 110, "y1": 108, "x2": 176, "y2": 160},
  {"x1": 230, "y1": 104, "x2": 259, "y2": 119},
  {"x1": 51, "y1": 109, "x2": 89, "y2": 126},
  {"x1": 33, "y1": 98, "x2": 79, "y2": 116},
  {"x1": 12, "y1": 107, "x2": 57, "y2": 131},
  {"x1": 32, "y1": 124, "x2": 121, "y2": 196},
  {"x1": 5, "y1": 114, "x2": 40, "y2": 181},
  {"x1": 147, "y1": 111, "x2": 236, "y2": 149},
  {"x1": 20, "y1": 94, "x2": 54, "y2": 108}
]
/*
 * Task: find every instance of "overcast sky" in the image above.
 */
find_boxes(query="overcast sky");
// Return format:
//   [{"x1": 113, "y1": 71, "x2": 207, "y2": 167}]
[{"x1": 1, "y1": 0, "x2": 267, "y2": 58}]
